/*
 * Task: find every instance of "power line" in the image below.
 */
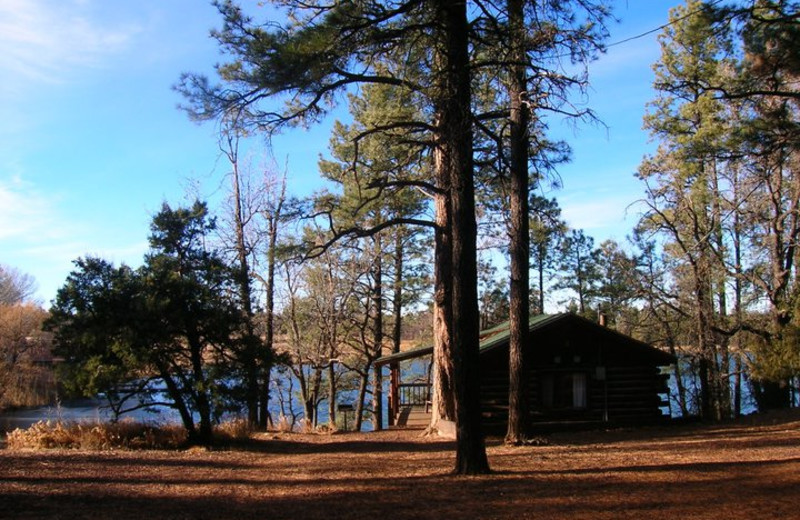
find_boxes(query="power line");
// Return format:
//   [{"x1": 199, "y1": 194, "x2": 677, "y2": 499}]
[{"x1": 606, "y1": 0, "x2": 726, "y2": 49}]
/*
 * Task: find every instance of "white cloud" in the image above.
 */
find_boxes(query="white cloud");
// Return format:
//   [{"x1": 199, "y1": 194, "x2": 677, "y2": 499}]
[
  {"x1": 0, "y1": 0, "x2": 142, "y2": 89},
  {"x1": 0, "y1": 176, "x2": 65, "y2": 241},
  {"x1": 560, "y1": 191, "x2": 646, "y2": 242}
]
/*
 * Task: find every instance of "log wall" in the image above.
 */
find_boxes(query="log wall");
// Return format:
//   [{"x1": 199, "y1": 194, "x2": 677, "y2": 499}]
[{"x1": 478, "y1": 359, "x2": 670, "y2": 431}]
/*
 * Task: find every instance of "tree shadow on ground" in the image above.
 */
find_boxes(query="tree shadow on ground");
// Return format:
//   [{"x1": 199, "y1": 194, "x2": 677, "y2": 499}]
[
  {"x1": 220, "y1": 434, "x2": 455, "y2": 455},
  {"x1": 3, "y1": 411, "x2": 800, "y2": 519},
  {"x1": 540, "y1": 411, "x2": 800, "y2": 448},
  {"x1": 3, "y1": 453, "x2": 799, "y2": 520}
]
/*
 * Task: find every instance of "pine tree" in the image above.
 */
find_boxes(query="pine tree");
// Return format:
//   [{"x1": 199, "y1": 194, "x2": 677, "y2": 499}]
[
  {"x1": 318, "y1": 80, "x2": 432, "y2": 431},
  {"x1": 179, "y1": 0, "x2": 491, "y2": 474},
  {"x1": 50, "y1": 202, "x2": 247, "y2": 445},
  {"x1": 638, "y1": 0, "x2": 735, "y2": 419}
]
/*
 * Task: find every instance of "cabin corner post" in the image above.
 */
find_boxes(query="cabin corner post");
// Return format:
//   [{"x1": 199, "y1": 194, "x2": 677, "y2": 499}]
[{"x1": 373, "y1": 363, "x2": 383, "y2": 431}]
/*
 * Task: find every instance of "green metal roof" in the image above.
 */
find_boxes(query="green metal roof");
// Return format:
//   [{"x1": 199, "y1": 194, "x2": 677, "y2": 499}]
[
  {"x1": 375, "y1": 313, "x2": 561, "y2": 366},
  {"x1": 375, "y1": 312, "x2": 675, "y2": 367}
]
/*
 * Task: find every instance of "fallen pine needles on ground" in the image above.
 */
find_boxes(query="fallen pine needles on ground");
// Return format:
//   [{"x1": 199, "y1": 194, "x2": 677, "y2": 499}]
[{"x1": 2, "y1": 410, "x2": 799, "y2": 519}]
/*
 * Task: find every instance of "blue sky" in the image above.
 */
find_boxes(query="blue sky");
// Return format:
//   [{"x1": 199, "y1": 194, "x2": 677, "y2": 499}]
[{"x1": 1, "y1": 0, "x2": 681, "y2": 305}]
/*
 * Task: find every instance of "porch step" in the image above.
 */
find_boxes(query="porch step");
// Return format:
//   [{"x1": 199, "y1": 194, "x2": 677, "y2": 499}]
[{"x1": 394, "y1": 405, "x2": 431, "y2": 428}]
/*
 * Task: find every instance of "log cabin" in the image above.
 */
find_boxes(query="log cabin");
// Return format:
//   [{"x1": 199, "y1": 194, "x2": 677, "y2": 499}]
[{"x1": 374, "y1": 313, "x2": 676, "y2": 432}]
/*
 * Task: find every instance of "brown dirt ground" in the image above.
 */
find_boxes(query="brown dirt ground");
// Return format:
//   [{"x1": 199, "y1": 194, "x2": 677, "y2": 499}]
[{"x1": 2, "y1": 411, "x2": 800, "y2": 520}]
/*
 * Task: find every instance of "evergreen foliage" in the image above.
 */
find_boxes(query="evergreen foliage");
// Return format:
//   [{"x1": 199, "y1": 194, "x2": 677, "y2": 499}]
[
  {"x1": 636, "y1": 0, "x2": 800, "y2": 416},
  {"x1": 48, "y1": 201, "x2": 251, "y2": 445}
]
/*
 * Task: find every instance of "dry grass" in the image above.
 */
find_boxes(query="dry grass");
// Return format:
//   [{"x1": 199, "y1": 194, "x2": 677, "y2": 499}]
[
  {"x1": 213, "y1": 418, "x2": 254, "y2": 442},
  {"x1": 5, "y1": 419, "x2": 188, "y2": 450},
  {"x1": 2, "y1": 411, "x2": 800, "y2": 519},
  {"x1": 5, "y1": 417, "x2": 262, "y2": 451}
]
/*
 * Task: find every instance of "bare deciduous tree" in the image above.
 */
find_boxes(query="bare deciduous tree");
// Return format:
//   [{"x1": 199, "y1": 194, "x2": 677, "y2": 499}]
[{"x1": 0, "y1": 265, "x2": 38, "y2": 305}]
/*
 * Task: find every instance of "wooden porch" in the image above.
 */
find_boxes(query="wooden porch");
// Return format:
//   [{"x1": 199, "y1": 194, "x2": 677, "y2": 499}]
[{"x1": 389, "y1": 381, "x2": 431, "y2": 428}]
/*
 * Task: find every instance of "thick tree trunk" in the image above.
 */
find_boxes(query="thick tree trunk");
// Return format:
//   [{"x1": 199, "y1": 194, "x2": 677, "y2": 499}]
[
  {"x1": 505, "y1": 0, "x2": 530, "y2": 445},
  {"x1": 430, "y1": 189, "x2": 456, "y2": 431},
  {"x1": 436, "y1": 0, "x2": 489, "y2": 475}
]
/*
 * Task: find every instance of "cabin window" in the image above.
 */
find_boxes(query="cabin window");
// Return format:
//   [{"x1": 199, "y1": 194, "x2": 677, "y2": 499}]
[
  {"x1": 541, "y1": 372, "x2": 588, "y2": 410},
  {"x1": 572, "y1": 373, "x2": 587, "y2": 408}
]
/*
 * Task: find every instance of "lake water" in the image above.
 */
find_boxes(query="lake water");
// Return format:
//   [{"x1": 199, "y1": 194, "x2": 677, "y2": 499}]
[
  {"x1": 0, "y1": 359, "x2": 431, "y2": 435},
  {"x1": 0, "y1": 393, "x2": 376, "y2": 435},
  {"x1": 0, "y1": 399, "x2": 181, "y2": 434}
]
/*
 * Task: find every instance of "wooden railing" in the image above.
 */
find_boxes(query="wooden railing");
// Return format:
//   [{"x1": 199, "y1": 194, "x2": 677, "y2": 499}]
[{"x1": 398, "y1": 383, "x2": 431, "y2": 407}]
